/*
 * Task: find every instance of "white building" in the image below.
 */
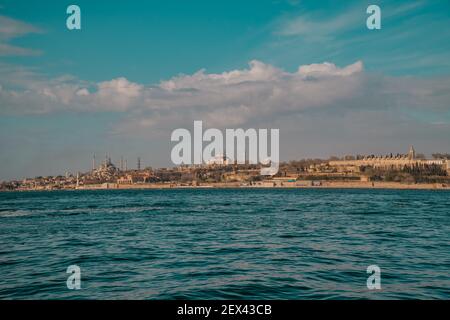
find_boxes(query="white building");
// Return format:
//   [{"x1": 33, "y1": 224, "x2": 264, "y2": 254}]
[{"x1": 206, "y1": 154, "x2": 230, "y2": 166}]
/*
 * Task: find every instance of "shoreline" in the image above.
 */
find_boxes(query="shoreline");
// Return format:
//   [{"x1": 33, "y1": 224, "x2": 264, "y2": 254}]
[{"x1": 3, "y1": 181, "x2": 450, "y2": 192}]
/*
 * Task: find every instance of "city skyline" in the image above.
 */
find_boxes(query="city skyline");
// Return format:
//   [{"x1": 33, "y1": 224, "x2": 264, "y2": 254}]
[
  {"x1": 2, "y1": 143, "x2": 449, "y2": 192},
  {"x1": 1, "y1": 0, "x2": 450, "y2": 180},
  {"x1": 3, "y1": 144, "x2": 450, "y2": 182}
]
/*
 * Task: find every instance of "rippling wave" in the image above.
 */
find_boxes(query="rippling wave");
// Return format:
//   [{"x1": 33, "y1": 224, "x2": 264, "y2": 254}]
[{"x1": 0, "y1": 189, "x2": 449, "y2": 299}]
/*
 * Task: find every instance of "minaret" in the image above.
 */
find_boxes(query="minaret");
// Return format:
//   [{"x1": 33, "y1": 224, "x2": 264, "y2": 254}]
[
  {"x1": 76, "y1": 172, "x2": 79, "y2": 189},
  {"x1": 92, "y1": 154, "x2": 96, "y2": 171},
  {"x1": 245, "y1": 146, "x2": 248, "y2": 165},
  {"x1": 120, "y1": 156, "x2": 124, "y2": 171},
  {"x1": 125, "y1": 159, "x2": 128, "y2": 171},
  {"x1": 137, "y1": 157, "x2": 141, "y2": 171},
  {"x1": 408, "y1": 145, "x2": 416, "y2": 160}
]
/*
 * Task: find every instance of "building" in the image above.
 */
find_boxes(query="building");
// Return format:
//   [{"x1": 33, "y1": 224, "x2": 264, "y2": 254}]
[
  {"x1": 117, "y1": 171, "x2": 154, "y2": 185},
  {"x1": 329, "y1": 146, "x2": 446, "y2": 173},
  {"x1": 206, "y1": 154, "x2": 230, "y2": 166}
]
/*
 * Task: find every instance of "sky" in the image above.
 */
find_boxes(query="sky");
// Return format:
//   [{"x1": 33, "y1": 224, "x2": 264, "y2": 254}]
[{"x1": 0, "y1": 0, "x2": 450, "y2": 180}]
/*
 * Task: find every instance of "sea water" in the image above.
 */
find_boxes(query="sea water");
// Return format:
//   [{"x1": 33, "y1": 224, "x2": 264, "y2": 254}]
[{"x1": 0, "y1": 188, "x2": 449, "y2": 299}]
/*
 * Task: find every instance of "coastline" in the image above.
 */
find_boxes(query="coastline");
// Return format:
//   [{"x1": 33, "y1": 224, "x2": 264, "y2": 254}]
[
  {"x1": 4, "y1": 181, "x2": 450, "y2": 192},
  {"x1": 83, "y1": 181, "x2": 450, "y2": 190}
]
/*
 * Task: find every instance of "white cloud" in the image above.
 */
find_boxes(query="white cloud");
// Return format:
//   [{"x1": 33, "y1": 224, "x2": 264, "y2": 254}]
[
  {"x1": 76, "y1": 88, "x2": 89, "y2": 96},
  {"x1": 0, "y1": 15, "x2": 42, "y2": 57},
  {"x1": 275, "y1": 6, "x2": 362, "y2": 41},
  {"x1": 0, "y1": 15, "x2": 41, "y2": 40},
  {"x1": 275, "y1": 1, "x2": 426, "y2": 40},
  {"x1": 298, "y1": 61, "x2": 363, "y2": 77},
  {"x1": 160, "y1": 60, "x2": 284, "y2": 90},
  {"x1": 0, "y1": 43, "x2": 41, "y2": 56},
  {"x1": 0, "y1": 60, "x2": 449, "y2": 136},
  {"x1": 95, "y1": 77, "x2": 143, "y2": 111},
  {"x1": 98, "y1": 77, "x2": 143, "y2": 97}
]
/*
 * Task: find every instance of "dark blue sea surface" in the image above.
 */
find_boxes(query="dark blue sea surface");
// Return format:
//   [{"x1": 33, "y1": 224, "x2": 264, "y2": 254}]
[{"x1": 0, "y1": 188, "x2": 449, "y2": 299}]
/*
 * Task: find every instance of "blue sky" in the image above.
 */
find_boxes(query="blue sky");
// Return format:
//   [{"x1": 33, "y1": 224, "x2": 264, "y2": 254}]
[
  {"x1": 3, "y1": 0, "x2": 450, "y2": 80},
  {"x1": 1, "y1": 0, "x2": 450, "y2": 179}
]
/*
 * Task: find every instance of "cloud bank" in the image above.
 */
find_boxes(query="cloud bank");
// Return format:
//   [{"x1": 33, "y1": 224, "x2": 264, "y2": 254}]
[{"x1": 1, "y1": 59, "x2": 449, "y2": 137}]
